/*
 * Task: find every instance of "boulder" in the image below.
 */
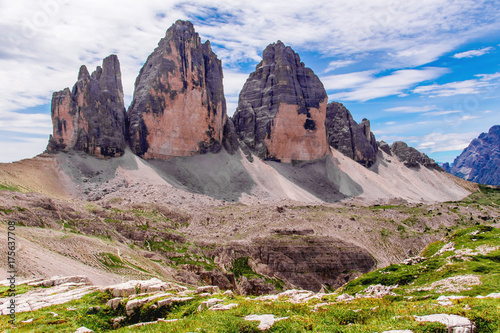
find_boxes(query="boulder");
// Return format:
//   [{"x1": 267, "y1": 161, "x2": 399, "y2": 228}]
[
  {"x1": 244, "y1": 314, "x2": 289, "y2": 330},
  {"x1": 106, "y1": 297, "x2": 123, "y2": 310},
  {"x1": 415, "y1": 314, "x2": 474, "y2": 333},
  {"x1": 195, "y1": 285, "x2": 220, "y2": 294}
]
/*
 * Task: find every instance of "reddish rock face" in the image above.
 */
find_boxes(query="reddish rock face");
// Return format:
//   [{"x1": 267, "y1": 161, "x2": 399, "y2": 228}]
[
  {"x1": 265, "y1": 102, "x2": 328, "y2": 163},
  {"x1": 233, "y1": 41, "x2": 329, "y2": 162},
  {"x1": 128, "y1": 20, "x2": 235, "y2": 159},
  {"x1": 47, "y1": 55, "x2": 126, "y2": 158}
]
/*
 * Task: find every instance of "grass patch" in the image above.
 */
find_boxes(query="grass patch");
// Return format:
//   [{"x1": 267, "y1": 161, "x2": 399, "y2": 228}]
[{"x1": 0, "y1": 184, "x2": 21, "y2": 192}]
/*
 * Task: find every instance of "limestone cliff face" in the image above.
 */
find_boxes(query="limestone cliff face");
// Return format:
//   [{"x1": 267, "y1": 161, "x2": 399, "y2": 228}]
[
  {"x1": 46, "y1": 55, "x2": 126, "y2": 157},
  {"x1": 325, "y1": 102, "x2": 378, "y2": 167},
  {"x1": 127, "y1": 20, "x2": 236, "y2": 159},
  {"x1": 233, "y1": 41, "x2": 329, "y2": 163},
  {"x1": 212, "y1": 236, "x2": 375, "y2": 292}
]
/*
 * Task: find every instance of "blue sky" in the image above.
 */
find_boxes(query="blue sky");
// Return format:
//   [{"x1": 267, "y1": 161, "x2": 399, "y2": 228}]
[{"x1": 0, "y1": 0, "x2": 499, "y2": 163}]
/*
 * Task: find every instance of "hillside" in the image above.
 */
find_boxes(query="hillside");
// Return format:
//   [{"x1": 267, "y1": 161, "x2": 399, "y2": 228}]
[{"x1": 1, "y1": 204, "x2": 499, "y2": 332}]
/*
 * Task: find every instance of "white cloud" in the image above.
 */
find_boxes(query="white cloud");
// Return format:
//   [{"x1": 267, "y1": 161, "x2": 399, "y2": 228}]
[
  {"x1": 460, "y1": 115, "x2": 480, "y2": 121},
  {"x1": 452, "y1": 47, "x2": 493, "y2": 59},
  {"x1": 328, "y1": 67, "x2": 448, "y2": 102},
  {"x1": 322, "y1": 70, "x2": 375, "y2": 90},
  {"x1": 223, "y1": 70, "x2": 249, "y2": 97},
  {"x1": 417, "y1": 131, "x2": 480, "y2": 152},
  {"x1": 413, "y1": 72, "x2": 500, "y2": 97},
  {"x1": 0, "y1": 111, "x2": 52, "y2": 135},
  {"x1": 383, "y1": 105, "x2": 437, "y2": 113},
  {"x1": 425, "y1": 110, "x2": 461, "y2": 116},
  {"x1": 324, "y1": 60, "x2": 356, "y2": 73},
  {"x1": 0, "y1": 137, "x2": 48, "y2": 163},
  {"x1": 383, "y1": 106, "x2": 462, "y2": 117}
]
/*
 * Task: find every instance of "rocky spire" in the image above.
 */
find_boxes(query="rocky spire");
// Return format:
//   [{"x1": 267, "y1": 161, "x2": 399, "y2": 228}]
[
  {"x1": 46, "y1": 55, "x2": 126, "y2": 158},
  {"x1": 233, "y1": 41, "x2": 330, "y2": 163},
  {"x1": 325, "y1": 102, "x2": 378, "y2": 168},
  {"x1": 127, "y1": 20, "x2": 237, "y2": 159}
]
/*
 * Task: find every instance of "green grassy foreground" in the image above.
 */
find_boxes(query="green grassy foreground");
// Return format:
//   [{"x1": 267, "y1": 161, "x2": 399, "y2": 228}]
[{"x1": 2, "y1": 224, "x2": 499, "y2": 332}]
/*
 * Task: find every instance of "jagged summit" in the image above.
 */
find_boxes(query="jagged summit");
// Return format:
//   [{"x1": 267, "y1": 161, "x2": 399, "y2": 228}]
[
  {"x1": 445, "y1": 125, "x2": 500, "y2": 185},
  {"x1": 325, "y1": 102, "x2": 378, "y2": 168},
  {"x1": 127, "y1": 20, "x2": 237, "y2": 159},
  {"x1": 390, "y1": 141, "x2": 441, "y2": 170},
  {"x1": 233, "y1": 40, "x2": 329, "y2": 163},
  {"x1": 46, "y1": 54, "x2": 126, "y2": 158}
]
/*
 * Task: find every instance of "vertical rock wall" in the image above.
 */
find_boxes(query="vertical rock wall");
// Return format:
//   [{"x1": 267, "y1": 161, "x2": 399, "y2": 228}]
[
  {"x1": 233, "y1": 41, "x2": 330, "y2": 163},
  {"x1": 47, "y1": 55, "x2": 126, "y2": 158}
]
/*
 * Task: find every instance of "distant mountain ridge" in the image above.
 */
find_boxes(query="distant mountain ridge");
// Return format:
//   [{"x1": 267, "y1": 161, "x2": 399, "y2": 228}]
[{"x1": 443, "y1": 125, "x2": 500, "y2": 186}]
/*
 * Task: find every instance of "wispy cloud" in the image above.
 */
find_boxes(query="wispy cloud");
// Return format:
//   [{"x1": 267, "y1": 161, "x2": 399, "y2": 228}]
[
  {"x1": 327, "y1": 67, "x2": 448, "y2": 102},
  {"x1": 413, "y1": 72, "x2": 500, "y2": 97},
  {"x1": 0, "y1": 111, "x2": 52, "y2": 135},
  {"x1": 324, "y1": 60, "x2": 356, "y2": 73},
  {"x1": 417, "y1": 131, "x2": 480, "y2": 153},
  {"x1": 452, "y1": 47, "x2": 493, "y2": 59},
  {"x1": 383, "y1": 105, "x2": 437, "y2": 113},
  {"x1": 322, "y1": 70, "x2": 375, "y2": 90},
  {"x1": 383, "y1": 105, "x2": 461, "y2": 116},
  {"x1": 0, "y1": 136, "x2": 48, "y2": 163}
]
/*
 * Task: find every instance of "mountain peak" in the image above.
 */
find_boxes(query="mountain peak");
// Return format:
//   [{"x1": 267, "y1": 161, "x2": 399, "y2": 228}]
[
  {"x1": 233, "y1": 42, "x2": 329, "y2": 163},
  {"x1": 448, "y1": 125, "x2": 500, "y2": 185}
]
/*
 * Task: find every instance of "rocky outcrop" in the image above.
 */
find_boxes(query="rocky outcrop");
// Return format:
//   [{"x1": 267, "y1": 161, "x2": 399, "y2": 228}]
[
  {"x1": 233, "y1": 41, "x2": 330, "y2": 163},
  {"x1": 325, "y1": 102, "x2": 378, "y2": 167},
  {"x1": 378, "y1": 141, "x2": 392, "y2": 156},
  {"x1": 446, "y1": 125, "x2": 500, "y2": 185},
  {"x1": 46, "y1": 55, "x2": 126, "y2": 158},
  {"x1": 213, "y1": 236, "x2": 375, "y2": 292},
  {"x1": 390, "y1": 141, "x2": 441, "y2": 170},
  {"x1": 127, "y1": 20, "x2": 237, "y2": 159}
]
